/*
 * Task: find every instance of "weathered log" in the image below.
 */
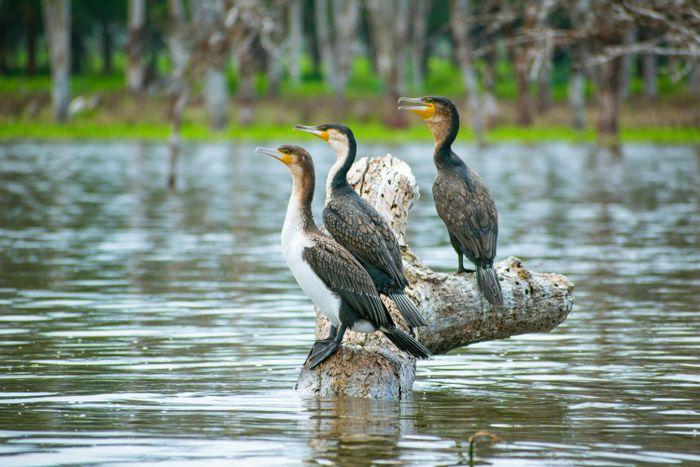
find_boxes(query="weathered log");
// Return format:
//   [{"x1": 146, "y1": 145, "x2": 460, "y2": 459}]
[{"x1": 297, "y1": 155, "x2": 574, "y2": 399}]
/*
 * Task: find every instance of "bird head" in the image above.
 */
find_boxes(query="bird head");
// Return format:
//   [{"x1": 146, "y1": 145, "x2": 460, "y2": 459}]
[
  {"x1": 398, "y1": 96, "x2": 459, "y2": 145},
  {"x1": 294, "y1": 123, "x2": 355, "y2": 160},
  {"x1": 256, "y1": 145, "x2": 314, "y2": 181}
]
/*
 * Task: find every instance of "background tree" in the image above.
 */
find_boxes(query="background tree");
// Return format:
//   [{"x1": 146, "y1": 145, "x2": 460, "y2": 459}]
[
  {"x1": 126, "y1": 0, "x2": 146, "y2": 92},
  {"x1": 366, "y1": 0, "x2": 410, "y2": 126},
  {"x1": 287, "y1": 0, "x2": 303, "y2": 86},
  {"x1": 450, "y1": 0, "x2": 484, "y2": 145},
  {"x1": 314, "y1": 0, "x2": 360, "y2": 97},
  {"x1": 42, "y1": 0, "x2": 71, "y2": 122},
  {"x1": 195, "y1": 0, "x2": 229, "y2": 130},
  {"x1": 410, "y1": 0, "x2": 429, "y2": 91},
  {"x1": 568, "y1": 0, "x2": 590, "y2": 130}
]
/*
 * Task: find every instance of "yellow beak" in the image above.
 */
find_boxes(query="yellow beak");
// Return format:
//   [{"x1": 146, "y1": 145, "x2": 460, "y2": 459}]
[
  {"x1": 256, "y1": 147, "x2": 292, "y2": 165},
  {"x1": 293, "y1": 124, "x2": 329, "y2": 141},
  {"x1": 398, "y1": 97, "x2": 435, "y2": 119}
]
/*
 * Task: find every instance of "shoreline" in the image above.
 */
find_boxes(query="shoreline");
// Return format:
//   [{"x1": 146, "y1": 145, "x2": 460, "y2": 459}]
[{"x1": 1, "y1": 122, "x2": 698, "y2": 145}]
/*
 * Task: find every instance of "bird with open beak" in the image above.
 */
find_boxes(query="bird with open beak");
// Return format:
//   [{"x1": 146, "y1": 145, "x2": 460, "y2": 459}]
[{"x1": 398, "y1": 96, "x2": 504, "y2": 307}]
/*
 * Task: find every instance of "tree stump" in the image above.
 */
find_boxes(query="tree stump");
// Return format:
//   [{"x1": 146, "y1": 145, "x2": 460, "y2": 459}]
[{"x1": 296, "y1": 155, "x2": 574, "y2": 399}]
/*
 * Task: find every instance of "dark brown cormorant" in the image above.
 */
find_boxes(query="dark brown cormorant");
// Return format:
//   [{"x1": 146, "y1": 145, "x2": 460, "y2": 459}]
[
  {"x1": 294, "y1": 123, "x2": 428, "y2": 328},
  {"x1": 256, "y1": 145, "x2": 432, "y2": 368},
  {"x1": 398, "y1": 96, "x2": 504, "y2": 307}
]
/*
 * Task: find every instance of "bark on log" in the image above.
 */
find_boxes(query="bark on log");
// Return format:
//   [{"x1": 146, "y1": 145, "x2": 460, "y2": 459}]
[{"x1": 296, "y1": 155, "x2": 574, "y2": 399}]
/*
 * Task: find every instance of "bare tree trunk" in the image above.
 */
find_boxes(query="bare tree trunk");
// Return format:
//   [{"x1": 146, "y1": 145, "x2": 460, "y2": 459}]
[
  {"x1": 569, "y1": 0, "x2": 590, "y2": 130},
  {"x1": 166, "y1": 0, "x2": 188, "y2": 189},
  {"x1": 394, "y1": 0, "x2": 410, "y2": 94},
  {"x1": 166, "y1": 0, "x2": 188, "y2": 84},
  {"x1": 366, "y1": 0, "x2": 407, "y2": 126},
  {"x1": 235, "y1": 45, "x2": 256, "y2": 126},
  {"x1": 533, "y1": 2, "x2": 555, "y2": 115},
  {"x1": 314, "y1": 0, "x2": 358, "y2": 96},
  {"x1": 590, "y1": 1, "x2": 627, "y2": 148},
  {"x1": 334, "y1": 0, "x2": 360, "y2": 94},
  {"x1": 482, "y1": 49, "x2": 499, "y2": 129},
  {"x1": 366, "y1": 0, "x2": 391, "y2": 80},
  {"x1": 42, "y1": 0, "x2": 71, "y2": 123},
  {"x1": 410, "y1": 0, "x2": 428, "y2": 91},
  {"x1": 168, "y1": 87, "x2": 189, "y2": 190},
  {"x1": 195, "y1": 0, "x2": 229, "y2": 130},
  {"x1": 536, "y1": 60, "x2": 552, "y2": 113},
  {"x1": 642, "y1": 54, "x2": 658, "y2": 100},
  {"x1": 619, "y1": 28, "x2": 635, "y2": 99},
  {"x1": 297, "y1": 155, "x2": 574, "y2": 399},
  {"x1": 596, "y1": 55, "x2": 624, "y2": 147},
  {"x1": 513, "y1": 55, "x2": 532, "y2": 126},
  {"x1": 509, "y1": 3, "x2": 538, "y2": 127},
  {"x1": 204, "y1": 68, "x2": 228, "y2": 130},
  {"x1": 126, "y1": 0, "x2": 146, "y2": 92},
  {"x1": 263, "y1": 5, "x2": 284, "y2": 97},
  {"x1": 569, "y1": 70, "x2": 586, "y2": 130},
  {"x1": 288, "y1": 0, "x2": 303, "y2": 85},
  {"x1": 314, "y1": 0, "x2": 339, "y2": 92},
  {"x1": 450, "y1": 0, "x2": 484, "y2": 146},
  {"x1": 690, "y1": 61, "x2": 700, "y2": 96}
]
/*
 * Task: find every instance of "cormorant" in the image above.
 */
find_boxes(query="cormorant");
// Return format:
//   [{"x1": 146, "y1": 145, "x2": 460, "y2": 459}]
[
  {"x1": 398, "y1": 96, "x2": 504, "y2": 307},
  {"x1": 294, "y1": 123, "x2": 428, "y2": 328},
  {"x1": 256, "y1": 145, "x2": 432, "y2": 368}
]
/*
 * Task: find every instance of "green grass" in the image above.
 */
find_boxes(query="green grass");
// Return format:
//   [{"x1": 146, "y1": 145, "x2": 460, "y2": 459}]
[{"x1": 1, "y1": 120, "x2": 698, "y2": 144}]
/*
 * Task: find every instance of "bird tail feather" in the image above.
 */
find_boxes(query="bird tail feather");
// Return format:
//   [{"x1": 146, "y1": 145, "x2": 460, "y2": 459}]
[
  {"x1": 476, "y1": 265, "x2": 504, "y2": 307},
  {"x1": 383, "y1": 327, "x2": 432, "y2": 359},
  {"x1": 388, "y1": 292, "x2": 428, "y2": 328}
]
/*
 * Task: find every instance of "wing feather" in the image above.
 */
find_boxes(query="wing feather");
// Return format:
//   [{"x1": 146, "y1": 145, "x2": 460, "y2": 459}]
[
  {"x1": 433, "y1": 165, "x2": 498, "y2": 263},
  {"x1": 303, "y1": 236, "x2": 389, "y2": 327},
  {"x1": 323, "y1": 197, "x2": 406, "y2": 289}
]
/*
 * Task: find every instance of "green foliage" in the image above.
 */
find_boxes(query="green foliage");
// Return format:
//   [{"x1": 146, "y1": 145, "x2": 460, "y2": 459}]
[{"x1": 425, "y1": 58, "x2": 465, "y2": 96}]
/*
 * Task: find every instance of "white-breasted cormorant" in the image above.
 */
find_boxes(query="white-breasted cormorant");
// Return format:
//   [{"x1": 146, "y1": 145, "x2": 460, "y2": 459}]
[
  {"x1": 256, "y1": 145, "x2": 432, "y2": 368},
  {"x1": 294, "y1": 123, "x2": 428, "y2": 328},
  {"x1": 398, "y1": 96, "x2": 504, "y2": 307}
]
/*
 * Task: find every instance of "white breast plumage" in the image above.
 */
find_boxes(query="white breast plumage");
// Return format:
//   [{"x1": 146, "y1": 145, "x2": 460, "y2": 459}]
[{"x1": 281, "y1": 199, "x2": 342, "y2": 328}]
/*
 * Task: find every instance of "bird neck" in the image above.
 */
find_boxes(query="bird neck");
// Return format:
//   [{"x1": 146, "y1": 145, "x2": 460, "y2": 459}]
[
  {"x1": 285, "y1": 168, "x2": 318, "y2": 236},
  {"x1": 326, "y1": 137, "x2": 357, "y2": 199},
  {"x1": 431, "y1": 112, "x2": 459, "y2": 168}
]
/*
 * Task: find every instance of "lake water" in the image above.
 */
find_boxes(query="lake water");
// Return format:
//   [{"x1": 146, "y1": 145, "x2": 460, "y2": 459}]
[{"x1": 0, "y1": 141, "x2": 698, "y2": 466}]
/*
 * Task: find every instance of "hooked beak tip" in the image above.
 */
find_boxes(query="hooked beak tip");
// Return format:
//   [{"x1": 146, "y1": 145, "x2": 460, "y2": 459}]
[
  {"x1": 294, "y1": 124, "x2": 328, "y2": 141},
  {"x1": 397, "y1": 97, "x2": 423, "y2": 111},
  {"x1": 293, "y1": 124, "x2": 316, "y2": 132},
  {"x1": 255, "y1": 147, "x2": 280, "y2": 160}
]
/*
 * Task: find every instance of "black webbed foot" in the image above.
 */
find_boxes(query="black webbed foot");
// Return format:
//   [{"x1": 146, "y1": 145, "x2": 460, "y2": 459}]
[
  {"x1": 306, "y1": 339, "x2": 341, "y2": 369},
  {"x1": 303, "y1": 338, "x2": 333, "y2": 364},
  {"x1": 456, "y1": 267, "x2": 475, "y2": 274}
]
